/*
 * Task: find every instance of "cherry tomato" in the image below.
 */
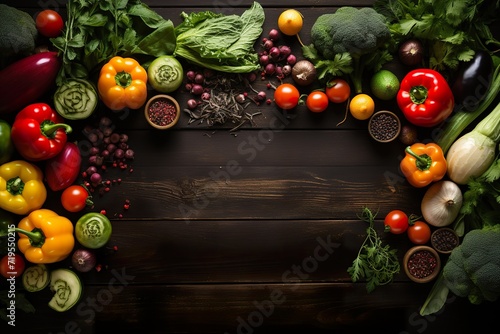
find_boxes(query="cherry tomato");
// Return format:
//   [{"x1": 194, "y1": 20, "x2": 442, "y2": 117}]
[
  {"x1": 384, "y1": 210, "x2": 409, "y2": 234},
  {"x1": 306, "y1": 91, "x2": 329, "y2": 113},
  {"x1": 35, "y1": 10, "x2": 64, "y2": 38},
  {"x1": 61, "y1": 185, "x2": 91, "y2": 213},
  {"x1": 325, "y1": 78, "x2": 351, "y2": 103},
  {"x1": 407, "y1": 221, "x2": 431, "y2": 244},
  {"x1": 274, "y1": 83, "x2": 300, "y2": 110},
  {"x1": 0, "y1": 254, "x2": 25, "y2": 278}
]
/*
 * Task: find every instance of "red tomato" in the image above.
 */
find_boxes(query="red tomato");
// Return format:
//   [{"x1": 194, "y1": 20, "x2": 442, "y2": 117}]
[
  {"x1": 407, "y1": 221, "x2": 431, "y2": 244},
  {"x1": 61, "y1": 185, "x2": 91, "y2": 212},
  {"x1": 0, "y1": 254, "x2": 25, "y2": 278},
  {"x1": 274, "y1": 83, "x2": 300, "y2": 110},
  {"x1": 325, "y1": 78, "x2": 351, "y2": 103},
  {"x1": 306, "y1": 91, "x2": 329, "y2": 113},
  {"x1": 36, "y1": 10, "x2": 64, "y2": 38},
  {"x1": 384, "y1": 210, "x2": 409, "y2": 234}
]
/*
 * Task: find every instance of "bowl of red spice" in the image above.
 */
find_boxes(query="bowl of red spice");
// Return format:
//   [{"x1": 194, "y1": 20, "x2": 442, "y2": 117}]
[
  {"x1": 403, "y1": 245, "x2": 441, "y2": 283},
  {"x1": 368, "y1": 110, "x2": 401, "y2": 143},
  {"x1": 144, "y1": 94, "x2": 180, "y2": 130}
]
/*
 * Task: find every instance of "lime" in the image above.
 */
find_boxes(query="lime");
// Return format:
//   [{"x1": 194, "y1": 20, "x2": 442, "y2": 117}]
[{"x1": 370, "y1": 70, "x2": 400, "y2": 101}]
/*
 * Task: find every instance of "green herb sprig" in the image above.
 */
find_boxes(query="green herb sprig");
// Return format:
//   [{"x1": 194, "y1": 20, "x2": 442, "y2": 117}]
[
  {"x1": 373, "y1": 0, "x2": 500, "y2": 72},
  {"x1": 50, "y1": 0, "x2": 176, "y2": 85},
  {"x1": 347, "y1": 207, "x2": 400, "y2": 293}
]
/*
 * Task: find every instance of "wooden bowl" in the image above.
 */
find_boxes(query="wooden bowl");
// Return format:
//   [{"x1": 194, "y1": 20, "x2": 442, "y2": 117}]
[
  {"x1": 431, "y1": 228, "x2": 460, "y2": 254},
  {"x1": 403, "y1": 245, "x2": 441, "y2": 283},
  {"x1": 144, "y1": 94, "x2": 180, "y2": 130},
  {"x1": 368, "y1": 110, "x2": 401, "y2": 143}
]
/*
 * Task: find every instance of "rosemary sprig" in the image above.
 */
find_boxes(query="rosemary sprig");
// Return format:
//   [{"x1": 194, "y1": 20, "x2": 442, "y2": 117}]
[{"x1": 347, "y1": 207, "x2": 400, "y2": 293}]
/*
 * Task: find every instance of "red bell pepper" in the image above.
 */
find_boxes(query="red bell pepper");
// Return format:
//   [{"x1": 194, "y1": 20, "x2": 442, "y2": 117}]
[
  {"x1": 397, "y1": 69, "x2": 454, "y2": 127},
  {"x1": 45, "y1": 142, "x2": 82, "y2": 191},
  {"x1": 11, "y1": 103, "x2": 72, "y2": 161}
]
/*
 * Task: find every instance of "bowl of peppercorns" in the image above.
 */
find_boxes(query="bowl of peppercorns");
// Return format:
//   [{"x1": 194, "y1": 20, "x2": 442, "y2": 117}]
[
  {"x1": 368, "y1": 110, "x2": 401, "y2": 143},
  {"x1": 144, "y1": 94, "x2": 180, "y2": 130},
  {"x1": 403, "y1": 245, "x2": 441, "y2": 283},
  {"x1": 431, "y1": 228, "x2": 460, "y2": 254}
]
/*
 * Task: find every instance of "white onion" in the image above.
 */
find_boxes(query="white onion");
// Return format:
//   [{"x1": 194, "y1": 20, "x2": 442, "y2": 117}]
[{"x1": 421, "y1": 180, "x2": 463, "y2": 227}]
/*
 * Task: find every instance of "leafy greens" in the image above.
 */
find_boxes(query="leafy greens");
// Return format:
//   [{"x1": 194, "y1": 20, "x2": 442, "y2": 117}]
[
  {"x1": 51, "y1": 0, "x2": 176, "y2": 85},
  {"x1": 173, "y1": 2, "x2": 265, "y2": 73},
  {"x1": 373, "y1": 0, "x2": 500, "y2": 71}
]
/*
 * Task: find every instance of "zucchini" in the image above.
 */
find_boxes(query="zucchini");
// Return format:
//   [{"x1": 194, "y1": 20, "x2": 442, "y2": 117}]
[
  {"x1": 54, "y1": 78, "x2": 98, "y2": 120},
  {"x1": 48, "y1": 269, "x2": 82, "y2": 312},
  {"x1": 22, "y1": 264, "x2": 50, "y2": 292}
]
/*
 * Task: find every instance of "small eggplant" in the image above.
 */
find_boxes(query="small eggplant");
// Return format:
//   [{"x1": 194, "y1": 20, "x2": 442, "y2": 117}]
[
  {"x1": 451, "y1": 50, "x2": 493, "y2": 111},
  {"x1": 45, "y1": 142, "x2": 82, "y2": 191}
]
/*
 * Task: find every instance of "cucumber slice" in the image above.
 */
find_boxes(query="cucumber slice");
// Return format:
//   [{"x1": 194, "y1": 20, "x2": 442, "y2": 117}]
[
  {"x1": 22, "y1": 264, "x2": 50, "y2": 292},
  {"x1": 48, "y1": 269, "x2": 82, "y2": 312},
  {"x1": 54, "y1": 78, "x2": 98, "y2": 120}
]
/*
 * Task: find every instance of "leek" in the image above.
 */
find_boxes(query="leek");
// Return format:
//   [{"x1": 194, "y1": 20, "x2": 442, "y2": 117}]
[
  {"x1": 436, "y1": 64, "x2": 500, "y2": 154},
  {"x1": 446, "y1": 100, "x2": 500, "y2": 184}
]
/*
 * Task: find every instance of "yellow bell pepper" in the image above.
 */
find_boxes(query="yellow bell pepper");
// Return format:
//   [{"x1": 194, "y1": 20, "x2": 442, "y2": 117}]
[
  {"x1": 97, "y1": 56, "x2": 148, "y2": 111},
  {"x1": 14, "y1": 209, "x2": 75, "y2": 264},
  {"x1": 0, "y1": 160, "x2": 47, "y2": 215}
]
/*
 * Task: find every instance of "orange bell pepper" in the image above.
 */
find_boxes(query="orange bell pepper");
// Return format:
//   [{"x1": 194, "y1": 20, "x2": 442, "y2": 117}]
[
  {"x1": 97, "y1": 56, "x2": 148, "y2": 111},
  {"x1": 400, "y1": 143, "x2": 447, "y2": 188},
  {"x1": 14, "y1": 209, "x2": 75, "y2": 264}
]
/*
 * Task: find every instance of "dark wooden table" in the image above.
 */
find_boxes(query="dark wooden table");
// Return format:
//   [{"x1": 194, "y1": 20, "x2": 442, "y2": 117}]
[{"x1": 1, "y1": 0, "x2": 499, "y2": 333}]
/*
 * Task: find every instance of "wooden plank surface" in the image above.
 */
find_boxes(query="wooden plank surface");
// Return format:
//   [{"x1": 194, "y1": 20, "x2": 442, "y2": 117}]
[{"x1": 1, "y1": 0, "x2": 500, "y2": 333}]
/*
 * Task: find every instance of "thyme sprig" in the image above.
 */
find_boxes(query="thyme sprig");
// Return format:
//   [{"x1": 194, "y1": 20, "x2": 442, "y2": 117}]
[{"x1": 347, "y1": 207, "x2": 400, "y2": 293}]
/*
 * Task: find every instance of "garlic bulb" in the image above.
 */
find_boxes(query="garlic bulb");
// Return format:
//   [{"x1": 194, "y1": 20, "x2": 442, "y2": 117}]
[{"x1": 421, "y1": 180, "x2": 463, "y2": 227}]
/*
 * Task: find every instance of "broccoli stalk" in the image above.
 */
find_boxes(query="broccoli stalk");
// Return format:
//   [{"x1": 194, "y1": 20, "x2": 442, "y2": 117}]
[{"x1": 302, "y1": 7, "x2": 392, "y2": 93}]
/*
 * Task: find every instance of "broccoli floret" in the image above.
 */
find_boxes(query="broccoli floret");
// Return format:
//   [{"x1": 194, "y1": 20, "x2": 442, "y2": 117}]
[
  {"x1": 305, "y1": 6, "x2": 392, "y2": 93},
  {"x1": 0, "y1": 4, "x2": 38, "y2": 68},
  {"x1": 443, "y1": 224, "x2": 500, "y2": 305}
]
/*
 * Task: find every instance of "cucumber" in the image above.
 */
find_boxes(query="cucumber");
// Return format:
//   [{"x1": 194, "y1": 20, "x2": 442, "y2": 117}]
[
  {"x1": 48, "y1": 269, "x2": 82, "y2": 312},
  {"x1": 147, "y1": 55, "x2": 184, "y2": 93},
  {"x1": 54, "y1": 78, "x2": 98, "y2": 120},
  {"x1": 22, "y1": 264, "x2": 50, "y2": 292}
]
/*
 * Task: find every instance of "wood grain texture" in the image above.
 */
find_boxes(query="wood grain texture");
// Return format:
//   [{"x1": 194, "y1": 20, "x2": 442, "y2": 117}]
[{"x1": 2, "y1": 0, "x2": 500, "y2": 333}]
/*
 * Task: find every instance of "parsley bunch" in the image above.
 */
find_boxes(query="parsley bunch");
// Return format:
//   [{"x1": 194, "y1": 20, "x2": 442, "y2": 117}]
[
  {"x1": 347, "y1": 207, "x2": 400, "y2": 293},
  {"x1": 374, "y1": 0, "x2": 500, "y2": 71},
  {"x1": 456, "y1": 154, "x2": 500, "y2": 235}
]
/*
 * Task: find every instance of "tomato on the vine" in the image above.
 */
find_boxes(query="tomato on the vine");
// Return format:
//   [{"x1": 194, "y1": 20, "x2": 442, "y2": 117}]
[
  {"x1": 384, "y1": 210, "x2": 409, "y2": 234},
  {"x1": 61, "y1": 185, "x2": 92, "y2": 213},
  {"x1": 0, "y1": 254, "x2": 25, "y2": 278},
  {"x1": 325, "y1": 78, "x2": 351, "y2": 103},
  {"x1": 407, "y1": 221, "x2": 431, "y2": 244},
  {"x1": 306, "y1": 91, "x2": 329, "y2": 113},
  {"x1": 35, "y1": 10, "x2": 64, "y2": 38},
  {"x1": 274, "y1": 83, "x2": 300, "y2": 110}
]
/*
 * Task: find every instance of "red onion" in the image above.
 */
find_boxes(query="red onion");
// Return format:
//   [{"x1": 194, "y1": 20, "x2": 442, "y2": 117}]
[
  {"x1": 71, "y1": 249, "x2": 97, "y2": 273},
  {"x1": 268, "y1": 47, "x2": 280, "y2": 60},
  {"x1": 268, "y1": 28, "x2": 279, "y2": 41},
  {"x1": 187, "y1": 99, "x2": 198, "y2": 110}
]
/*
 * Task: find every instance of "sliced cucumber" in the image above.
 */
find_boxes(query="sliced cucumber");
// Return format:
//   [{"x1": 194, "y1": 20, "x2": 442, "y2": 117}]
[
  {"x1": 22, "y1": 264, "x2": 50, "y2": 292},
  {"x1": 54, "y1": 78, "x2": 98, "y2": 120},
  {"x1": 48, "y1": 269, "x2": 82, "y2": 312}
]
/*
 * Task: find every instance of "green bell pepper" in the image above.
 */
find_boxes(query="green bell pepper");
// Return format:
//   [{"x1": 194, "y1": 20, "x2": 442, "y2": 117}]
[{"x1": 0, "y1": 119, "x2": 13, "y2": 165}]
